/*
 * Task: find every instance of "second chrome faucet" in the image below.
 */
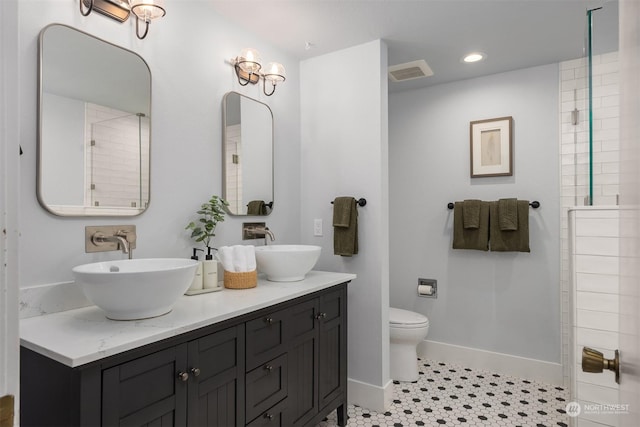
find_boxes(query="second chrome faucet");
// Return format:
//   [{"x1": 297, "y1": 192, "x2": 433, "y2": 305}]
[{"x1": 242, "y1": 222, "x2": 275, "y2": 245}]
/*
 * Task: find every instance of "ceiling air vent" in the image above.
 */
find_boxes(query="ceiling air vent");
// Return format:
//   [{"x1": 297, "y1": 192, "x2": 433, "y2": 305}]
[{"x1": 388, "y1": 60, "x2": 434, "y2": 82}]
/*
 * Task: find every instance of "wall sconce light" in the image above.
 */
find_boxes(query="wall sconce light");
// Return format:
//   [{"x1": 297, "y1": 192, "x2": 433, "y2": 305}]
[
  {"x1": 233, "y1": 48, "x2": 286, "y2": 96},
  {"x1": 78, "y1": 0, "x2": 165, "y2": 39},
  {"x1": 130, "y1": 0, "x2": 166, "y2": 39}
]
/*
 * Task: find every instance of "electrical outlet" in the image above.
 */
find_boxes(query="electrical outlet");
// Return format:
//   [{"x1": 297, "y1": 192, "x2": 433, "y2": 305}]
[{"x1": 314, "y1": 219, "x2": 323, "y2": 236}]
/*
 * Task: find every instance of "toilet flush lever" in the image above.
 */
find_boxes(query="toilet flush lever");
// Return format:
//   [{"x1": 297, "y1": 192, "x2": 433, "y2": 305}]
[{"x1": 581, "y1": 347, "x2": 620, "y2": 384}]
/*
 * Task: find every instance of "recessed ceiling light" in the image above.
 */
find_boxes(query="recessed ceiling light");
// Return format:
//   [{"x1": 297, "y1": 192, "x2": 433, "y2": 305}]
[{"x1": 463, "y1": 52, "x2": 486, "y2": 63}]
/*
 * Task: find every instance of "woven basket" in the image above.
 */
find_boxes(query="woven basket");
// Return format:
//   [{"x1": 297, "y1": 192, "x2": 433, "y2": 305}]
[{"x1": 224, "y1": 270, "x2": 257, "y2": 289}]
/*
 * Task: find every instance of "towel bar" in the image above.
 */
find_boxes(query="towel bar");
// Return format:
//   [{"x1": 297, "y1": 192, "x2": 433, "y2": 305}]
[
  {"x1": 331, "y1": 198, "x2": 367, "y2": 207},
  {"x1": 447, "y1": 200, "x2": 540, "y2": 209}
]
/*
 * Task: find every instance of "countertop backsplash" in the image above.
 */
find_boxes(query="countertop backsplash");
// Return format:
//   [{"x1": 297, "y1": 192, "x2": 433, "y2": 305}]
[{"x1": 19, "y1": 281, "x2": 92, "y2": 319}]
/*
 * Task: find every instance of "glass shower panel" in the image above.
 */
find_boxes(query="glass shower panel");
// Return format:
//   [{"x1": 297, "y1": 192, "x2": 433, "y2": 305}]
[
  {"x1": 584, "y1": 1, "x2": 619, "y2": 205},
  {"x1": 88, "y1": 114, "x2": 150, "y2": 210}
]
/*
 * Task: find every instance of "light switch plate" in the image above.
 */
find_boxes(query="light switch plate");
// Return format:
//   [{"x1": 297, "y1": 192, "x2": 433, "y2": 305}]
[{"x1": 314, "y1": 219, "x2": 323, "y2": 236}]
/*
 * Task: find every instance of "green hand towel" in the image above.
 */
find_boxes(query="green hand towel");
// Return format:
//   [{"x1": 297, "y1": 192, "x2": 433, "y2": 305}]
[
  {"x1": 463, "y1": 199, "x2": 481, "y2": 229},
  {"x1": 490, "y1": 200, "x2": 530, "y2": 252},
  {"x1": 453, "y1": 201, "x2": 489, "y2": 251},
  {"x1": 333, "y1": 197, "x2": 358, "y2": 256},
  {"x1": 332, "y1": 197, "x2": 353, "y2": 227},
  {"x1": 247, "y1": 200, "x2": 265, "y2": 215},
  {"x1": 498, "y1": 198, "x2": 518, "y2": 231}
]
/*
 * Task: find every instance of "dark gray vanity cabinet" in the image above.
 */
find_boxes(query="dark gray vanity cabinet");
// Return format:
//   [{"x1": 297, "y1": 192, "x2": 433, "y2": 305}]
[{"x1": 21, "y1": 283, "x2": 348, "y2": 427}]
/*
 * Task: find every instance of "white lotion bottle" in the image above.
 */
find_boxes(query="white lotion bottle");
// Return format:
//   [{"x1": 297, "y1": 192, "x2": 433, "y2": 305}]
[
  {"x1": 203, "y1": 247, "x2": 221, "y2": 291},
  {"x1": 188, "y1": 248, "x2": 204, "y2": 292}
]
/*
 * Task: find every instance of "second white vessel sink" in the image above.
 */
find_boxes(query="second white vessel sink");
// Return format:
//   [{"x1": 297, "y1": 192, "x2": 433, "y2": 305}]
[
  {"x1": 254, "y1": 245, "x2": 321, "y2": 282},
  {"x1": 72, "y1": 258, "x2": 198, "y2": 320}
]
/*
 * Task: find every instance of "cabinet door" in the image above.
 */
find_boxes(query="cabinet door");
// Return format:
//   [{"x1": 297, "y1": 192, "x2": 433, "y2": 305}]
[
  {"x1": 187, "y1": 325, "x2": 244, "y2": 427},
  {"x1": 285, "y1": 298, "x2": 319, "y2": 426},
  {"x1": 318, "y1": 286, "x2": 347, "y2": 410},
  {"x1": 102, "y1": 346, "x2": 188, "y2": 427}
]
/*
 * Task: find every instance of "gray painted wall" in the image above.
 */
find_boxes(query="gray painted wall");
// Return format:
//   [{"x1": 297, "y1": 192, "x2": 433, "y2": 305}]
[
  {"x1": 18, "y1": 1, "x2": 301, "y2": 287},
  {"x1": 300, "y1": 40, "x2": 390, "y2": 390},
  {"x1": 389, "y1": 63, "x2": 561, "y2": 363}
]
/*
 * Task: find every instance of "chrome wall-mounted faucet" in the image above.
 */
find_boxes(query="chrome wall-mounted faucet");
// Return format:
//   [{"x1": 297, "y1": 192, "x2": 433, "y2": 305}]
[
  {"x1": 243, "y1": 222, "x2": 275, "y2": 245},
  {"x1": 85, "y1": 225, "x2": 137, "y2": 259}
]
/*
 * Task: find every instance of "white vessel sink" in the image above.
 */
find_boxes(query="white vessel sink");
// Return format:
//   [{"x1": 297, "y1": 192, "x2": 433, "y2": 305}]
[
  {"x1": 72, "y1": 258, "x2": 198, "y2": 320},
  {"x1": 254, "y1": 245, "x2": 321, "y2": 282}
]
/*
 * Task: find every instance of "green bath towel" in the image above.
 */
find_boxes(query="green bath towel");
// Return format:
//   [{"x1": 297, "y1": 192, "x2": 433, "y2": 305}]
[
  {"x1": 498, "y1": 198, "x2": 518, "y2": 231},
  {"x1": 490, "y1": 200, "x2": 530, "y2": 252},
  {"x1": 453, "y1": 201, "x2": 489, "y2": 251},
  {"x1": 463, "y1": 199, "x2": 481, "y2": 229},
  {"x1": 333, "y1": 197, "x2": 358, "y2": 256}
]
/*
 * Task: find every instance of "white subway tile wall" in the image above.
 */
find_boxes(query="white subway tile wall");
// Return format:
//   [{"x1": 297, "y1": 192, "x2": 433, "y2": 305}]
[
  {"x1": 84, "y1": 103, "x2": 149, "y2": 209},
  {"x1": 224, "y1": 124, "x2": 243, "y2": 213},
  {"x1": 559, "y1": 52, "x2": 620, "y2": 392},
  {"x1": 569, "y1": 208, "x2": 620, "y2": 427}
]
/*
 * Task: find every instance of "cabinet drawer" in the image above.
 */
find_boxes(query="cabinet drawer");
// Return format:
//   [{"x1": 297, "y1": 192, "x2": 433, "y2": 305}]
[
  {"x1": 246, "y1": 353, "x2": 288, "y2": 423},
  {"x1": 246, "y1": 308, "x2": 288, "y2": 369},
  {"x1": 246, "y1": 398, "x2": 288, "y2": 427}
]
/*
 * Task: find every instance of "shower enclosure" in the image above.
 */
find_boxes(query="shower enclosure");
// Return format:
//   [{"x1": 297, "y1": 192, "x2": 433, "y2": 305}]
[
  {"x1": 86, "y1": 111, "x2": 150, "y2": 211},
  {"x1": 566, "y1": 2, "x2": 620, "y2": 427},
  {"x1": 571, "y1": 2, "x2": 620, "y2": 207}
]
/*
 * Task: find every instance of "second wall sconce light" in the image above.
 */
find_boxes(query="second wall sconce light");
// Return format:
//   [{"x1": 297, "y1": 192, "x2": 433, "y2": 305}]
[
  {"x1": 233, "y1": 48, "x2": 286, "y2": 96},
  {"x1": 79, "y1": 0, "x2": 165, "y2": 40}
]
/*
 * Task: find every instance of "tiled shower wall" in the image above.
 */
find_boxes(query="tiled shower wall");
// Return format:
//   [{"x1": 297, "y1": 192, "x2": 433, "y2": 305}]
[
  {"x1": 84, "y1": 103, "x2": 149, "y2": 209},
  {"x1": 569, "y1": 207, "x2": 619, "y2": 427},
  {"x1": 559, "y1": 52, "x2": 620, "y2": 388},
  {"x1": 224, "y1": 124, "x2": 242, "y2": 213}
]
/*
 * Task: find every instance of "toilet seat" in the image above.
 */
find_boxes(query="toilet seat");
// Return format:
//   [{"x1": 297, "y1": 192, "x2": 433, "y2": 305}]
[{"x1": 389, "y1": 307, "x2": 429, "y2": 329}]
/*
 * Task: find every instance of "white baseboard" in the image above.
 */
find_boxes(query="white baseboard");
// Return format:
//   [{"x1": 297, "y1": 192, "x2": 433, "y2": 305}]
[
  {"x1": 418, "y1": 340, "x2": 563, "y2": 386},
  {"x1": 347, "y1": 377, "x2": 394, "y2": 412}
]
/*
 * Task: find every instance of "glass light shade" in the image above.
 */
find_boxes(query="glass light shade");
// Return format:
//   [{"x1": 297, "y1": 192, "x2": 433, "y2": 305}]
[
  {"x1": 130, "y1": 0, "x2": 166, "y2": 21},
  {"x1": 237, "y1": 48, "x2": 262, "y2": 73},
  {"x1": 264, "y1": 62, "x2": 286, "y2": 83}
]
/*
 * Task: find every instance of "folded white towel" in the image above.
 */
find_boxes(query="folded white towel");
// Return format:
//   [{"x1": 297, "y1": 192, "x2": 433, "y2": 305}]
[
  {"x1": 246, "y1": 245, "x2": 256, "y2": 271},
  {"x1": 216, "y1": 246, "x2": 234, "y2": 272},
  {"x1": 233, "y1": 245, "x2": 247, "y2": 272},
  {"x1": 217, "y1": 245, "x2": 256, "y2": 273}
]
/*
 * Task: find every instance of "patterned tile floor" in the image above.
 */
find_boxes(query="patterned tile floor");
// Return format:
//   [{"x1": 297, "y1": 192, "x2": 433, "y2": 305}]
[{"x1": 318, "y1": 358, "x2": 570, "y2": 427}]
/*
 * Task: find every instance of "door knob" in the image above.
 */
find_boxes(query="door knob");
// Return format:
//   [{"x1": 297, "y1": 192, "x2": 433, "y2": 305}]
[
  {"x1": 581, "y1": 347, "x2": 620, "y2": 384},
  {"x1": 177, "y1": 371, "x2": 190, "y2": 382}
]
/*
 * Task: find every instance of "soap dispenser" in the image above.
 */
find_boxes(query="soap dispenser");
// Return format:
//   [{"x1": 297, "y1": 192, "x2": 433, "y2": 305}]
[
  {"x1": 187, "y1": 248, "x2": 204, "y2": 293},
  {"x1": 203, "y1": 247, "x2": 221, "y2": 291}
]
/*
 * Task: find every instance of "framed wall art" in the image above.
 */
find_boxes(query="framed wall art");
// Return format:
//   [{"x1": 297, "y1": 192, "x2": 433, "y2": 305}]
[{"x1": 470, "y1": 116, "x2": 513, "y2": 178}]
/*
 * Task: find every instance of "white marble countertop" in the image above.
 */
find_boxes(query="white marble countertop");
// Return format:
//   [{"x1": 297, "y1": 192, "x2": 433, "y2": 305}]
[{"x1": 20, "y1": 271, "x2": 356, "y2": 368}]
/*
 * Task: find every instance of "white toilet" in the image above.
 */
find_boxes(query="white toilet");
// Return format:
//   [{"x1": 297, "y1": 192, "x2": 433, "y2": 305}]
[{"x1": 389, "y1": 307, "x2": 430, "y2": 382}]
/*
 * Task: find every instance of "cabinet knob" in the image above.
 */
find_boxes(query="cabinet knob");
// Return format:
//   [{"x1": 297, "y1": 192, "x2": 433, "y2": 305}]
[
  {"x1": 315, "y1": 312, "x2": 327, "y2": 320},
  {"x1": 264, "y1": 364, "x2": 274, "y2": 372},
  {"x1": 264, "y1": 413, "x2": 274, "y2": 421},
  {"x1": 190, "y1": 367, "x2": 201, "y2": 377},
  {"x1": 177, "y1": 371, "x2": 189, "y2": 382},
  {"x1": 265, "y1": 317, "x2": 274, "y2": 324}
]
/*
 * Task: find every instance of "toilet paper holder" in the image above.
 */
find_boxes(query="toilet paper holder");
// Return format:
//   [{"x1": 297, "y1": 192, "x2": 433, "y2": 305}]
[{"x1": 418, "y1": 278, "x2": 437, "y2": 298}]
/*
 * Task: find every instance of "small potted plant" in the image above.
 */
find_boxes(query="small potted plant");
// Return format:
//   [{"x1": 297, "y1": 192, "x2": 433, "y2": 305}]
[
  {"x1": 185, "y1": 195, "x2": 228, "y2": 293},
  {"x1": 186, "y1": 195, "x2": 228, "y2": 250}
]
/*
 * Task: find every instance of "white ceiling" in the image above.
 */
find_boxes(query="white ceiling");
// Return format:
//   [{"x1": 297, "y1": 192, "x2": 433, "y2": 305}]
[{"x1": 209, "y1": 0, "x2": 619, "y2": 93}]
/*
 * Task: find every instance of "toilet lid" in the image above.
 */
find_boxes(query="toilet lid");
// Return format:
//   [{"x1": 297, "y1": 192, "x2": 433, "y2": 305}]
[{"x1": 389, "y1": 307, "x2": 429, "y2": 326}]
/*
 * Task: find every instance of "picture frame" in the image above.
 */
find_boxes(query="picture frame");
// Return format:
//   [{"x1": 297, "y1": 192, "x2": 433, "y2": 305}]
[{"x1": 470, "y1": 116, "x2": 513, "y2": 178}]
